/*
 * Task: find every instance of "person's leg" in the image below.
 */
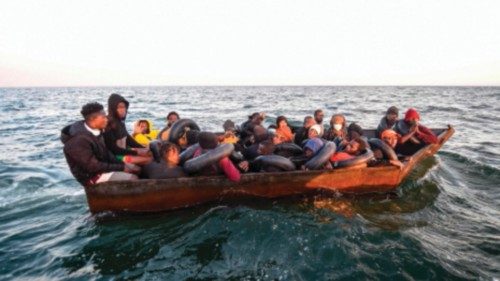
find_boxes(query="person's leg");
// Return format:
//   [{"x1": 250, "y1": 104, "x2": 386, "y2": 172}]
[{"x1": 95, "y1": 172, "x2": 138, "y2": 183}]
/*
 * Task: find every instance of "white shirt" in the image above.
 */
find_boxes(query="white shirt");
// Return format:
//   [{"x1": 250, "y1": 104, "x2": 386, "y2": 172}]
[{"x1": 84, "y1": 123, "x2": 101, "y2": 137}]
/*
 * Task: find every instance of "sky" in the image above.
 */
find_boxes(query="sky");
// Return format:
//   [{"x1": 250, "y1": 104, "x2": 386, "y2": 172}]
[{"x1": 0, "y1": 0, "x2": 499, "y2": 87}]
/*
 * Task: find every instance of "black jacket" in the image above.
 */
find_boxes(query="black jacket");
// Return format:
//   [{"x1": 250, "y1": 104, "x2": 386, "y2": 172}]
[
  {"x1": 61, "y1": 121, "x2": 124, "y2": 185},
  {"x1": 103, "y1": 93, "x2": 144, "y2": 155}
]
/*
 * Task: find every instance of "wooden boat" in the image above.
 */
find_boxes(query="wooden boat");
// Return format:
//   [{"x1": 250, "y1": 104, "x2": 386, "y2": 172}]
[{"x1": 85, "y1": 126, "x2": 454, "y2": 214}]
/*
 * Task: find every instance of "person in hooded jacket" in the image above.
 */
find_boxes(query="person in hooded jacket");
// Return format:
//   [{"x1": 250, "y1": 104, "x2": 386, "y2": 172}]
[
  {"x1": 104, "y1": 93, "x2": 152, "y2": 165},
  {"x1": 61, "y1": 102, "x2": 140, "y2": 186},
  {"x1": 324, "y1": 114, "x2": 348, "y2": 147},
  {"x1": 375, "y1": 106, "x2": 399, "y2": 137}
]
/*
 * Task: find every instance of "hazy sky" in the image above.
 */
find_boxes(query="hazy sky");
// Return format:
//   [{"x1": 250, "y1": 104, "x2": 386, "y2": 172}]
[{"x1": 1, "y1": 0, "x2": 499, "y2": 87}]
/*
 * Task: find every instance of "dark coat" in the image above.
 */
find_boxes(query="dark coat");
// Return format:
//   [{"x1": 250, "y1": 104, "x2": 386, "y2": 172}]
[
  {"x1": 103, "y1": 93, "x2": 144, "y2": 155},
  {"x1": 61, "y1": 121, "x2": 124, "y2": 186}
]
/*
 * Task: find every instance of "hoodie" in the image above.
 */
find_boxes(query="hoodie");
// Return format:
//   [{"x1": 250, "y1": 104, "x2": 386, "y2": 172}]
[
  {"x1": 61, "y1": 120, "x2": 124, "y2": 186},
  {"x1": 103, "y1": 94, "x2": 144, "y2": 155}
]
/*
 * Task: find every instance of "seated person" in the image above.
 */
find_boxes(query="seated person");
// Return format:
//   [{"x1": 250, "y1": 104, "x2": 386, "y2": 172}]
[
  {"x1": 313, "y1": 109, "x2": 325, "y2": 136},
  {"x1": 219, "y1": 120, "x2": 240, "y2": 144},
  {"x1": 275, "y1": 116, "x2": 294, "y2": 143},
  {"x1": 159, "y1": 111, "x2": 180, "y2": 140},
  {"x1": 242, "y1": 125, "x2": 270, "y2": 160},
  {"x1": 61, "y1": 102, "x2": 140, "y2": 186},
  {"x1": 103, "y1": 94, "x2": 152, "y2": 165},
  {"x1": 304, "y1": 124, "x2": 323, "y2": 144},
  {"x1": 240, "y1": 112, "x2": 265, "y2": 141},
  {"x1": 324, "y1": 114, "x2": 347, "y2": 146},
  {"x1": 302, "y1": 138, "x2": 332, "y2": 170},
  {"x1": 395, "y1": 108, "x2": 438, "y2": 155},
  {"x1": 371, "y1": 129, "x2": 403, "y2": 168},
  {"x1": 142, "y1": 142, "x2": 186, "y2": 179},
  {"x1": 376, "y1": 106, "x2": 399, "y2": 137},
  {"x1": 132, "y1": 119, "x2": 159, "y2": 146},
  {"x1": 248, "y1": 140, "x2": 279, "y2": 172},
  {"x1": 192, "y1": 132, "x2": 241, "y2": 182},
  {"x1": 330, "y1": 123, "x2": 365, "y2": 162},
  {"x1": 294, "y1": 116, "x2": 316, "y2": 146}
]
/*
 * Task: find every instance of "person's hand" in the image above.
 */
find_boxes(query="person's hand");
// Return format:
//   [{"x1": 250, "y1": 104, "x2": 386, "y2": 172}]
[
  {"x1": 238, "y1": 161, "x2": 249, "y2": 172},
  {"x1": 390, "y1": 160, "x2": 404, "y2": 170},
  {"x1": 124, "y1": 163, "x2": 141, "y2": 174},
  {"x1": 409, "y1": 124, "x2": 418, "y2": 134},
  {"x1": 132, "y1": 121, "x2": 142, "y2": 135}
]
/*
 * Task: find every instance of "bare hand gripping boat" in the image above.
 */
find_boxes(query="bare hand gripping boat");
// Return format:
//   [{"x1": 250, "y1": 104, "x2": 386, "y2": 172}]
[{"x1": 84, "y1": 126, "x2": 454, "y2": 214}]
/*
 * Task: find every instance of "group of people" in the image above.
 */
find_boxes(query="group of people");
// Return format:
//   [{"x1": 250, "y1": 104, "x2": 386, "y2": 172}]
[{"x1": 61, "y1": 93, "x2": 439, "y2": 186}]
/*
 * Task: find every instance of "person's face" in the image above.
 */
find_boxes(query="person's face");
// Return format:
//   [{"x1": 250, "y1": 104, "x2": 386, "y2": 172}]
[
  {"x1": 272, "y1": 135, "x2": 282, "y2": 145},
  {"x1": 138, "y1": 122, "x2": 148, "y2": 133},
  {"x1": 278, "y1": 120, "x2": 287, "y2": 128},
  {"x1": 407, "y1": 118, "x2": 419, "y2": 126},
  {"x1": 168, "y1": 115, "x2": 178, "y2": 126},
  {"x1": 386, "y1": 113, "x2": 398, "y2": 123},
  {"x1": 165, "y1": 149, "x2": 180, "y2": 165},
  {"x1": 315, "y1": 112, "x2": 324, "y2": 123},
  {"x1": 383, "y1": 136, "x2": 398, "y2": 148},
  {"x1": 116, "y1": 102, "x2": 127, "y2": 119},
  {"x1": 308, "y1": 129, "x2": 319, "y2": 139},
  {"x1": 90, "y1": 111, "x2": 108, "y2": 129},
  {"x1": 253, "y1": 117, "x2": 263, "y2": 125},
  {"x1": 304, "y1": 119, "x2": 316, "y2": 128}
]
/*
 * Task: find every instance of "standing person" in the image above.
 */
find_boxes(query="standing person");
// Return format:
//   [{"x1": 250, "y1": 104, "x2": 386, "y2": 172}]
[
  {"x1": 142, "y1": 142, "x2": 186, "y2": 179},
  {"x1": 275, "y1": 116, "x2": 294, "y2": 143},
  {"x1": 376, "y1": 106, "x2": 399, "y2": 137},
  {"x1": 159, "y1": 111, "x2": 180, "y2": 141},
  {"x1": 104, "y1": 94, "x2": 152, "y2": 165},
  {"x1": 395, "y1": 108, "x2": 438, "y2": 155},
  {"x1": 314, "y1": 109, "x2": 325, "y2": 136},
  {"x1": 294, "y1": 116, "x2": 316, "y2": 146},
  {"x1": 61, "y1": 102, "x2": 140, "y2": 186}
]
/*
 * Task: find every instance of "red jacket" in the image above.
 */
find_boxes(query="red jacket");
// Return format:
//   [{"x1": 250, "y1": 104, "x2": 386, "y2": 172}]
[
  {"x1": 193, "y1": 148, "x2": 241, "y2": 182},
  {"x1": 416, "y1": 125, "x2": 438, "y2": 144}
]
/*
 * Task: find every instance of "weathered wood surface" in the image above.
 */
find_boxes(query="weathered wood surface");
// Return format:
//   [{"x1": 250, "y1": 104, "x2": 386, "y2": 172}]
[{"x1": 85, "y1": 127, "x2": 454, "y2": 213}]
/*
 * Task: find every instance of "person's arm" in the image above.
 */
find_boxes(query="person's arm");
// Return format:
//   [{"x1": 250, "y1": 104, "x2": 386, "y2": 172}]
[
  {"x1": 219, "y1": 157, "x2": 241, "y2": 182},
  {"x1": 66, "y1": 137, "x2": 125, "y2": 174},
  {"x1": 103, "y1": 130, "x2": 139, "y2": 156},
  {"x1": 399, "y1": 125, "x2": 417, "y2": 144}
]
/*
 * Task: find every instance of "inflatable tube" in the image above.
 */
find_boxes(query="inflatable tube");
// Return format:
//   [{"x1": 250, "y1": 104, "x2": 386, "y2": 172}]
[
  {"x1": 368, "y1": 138, "x2": 398, "y2": 161},
  {"x1": 183, "y1": 143, "x2": 234, "y2": 174},
  {"x1": 149, "y1": 140, "x2": 163, "y2": 163},
  {"x1": 255, "y1": 155, "x2": 296, "y2": 171},
  {"x1": 179, "y1": 144, "x2": 200, "y2": 164},
  {"x1": 230, "y1": 150, "x2": 245, "y2": 162},
  {"x1": 275, "y1": 143, "x2": 303, "y2": 156},
  {"x1": 305, "y1": 141, "x2": 336, "y2": 170},
  {"x1": 332, "y1": 149, "x2": 374, "y2": 168},
  {"x1": 168, "y1": 119, "x2": 200, "y2": 144}
]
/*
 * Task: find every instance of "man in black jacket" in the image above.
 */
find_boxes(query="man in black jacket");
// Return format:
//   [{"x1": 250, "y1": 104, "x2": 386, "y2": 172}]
[
  {"x1": 61, "y1": 102, "x2": 140, "y2": 186},
  {"x1": 103, "y1": 93, "x2": 152, "y2": 165}
]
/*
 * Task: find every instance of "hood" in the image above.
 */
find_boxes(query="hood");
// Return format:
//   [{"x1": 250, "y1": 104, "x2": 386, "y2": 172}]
[
  {"x1": 60, "y1": 121, "x2": 89, "y2": 144},
  {"x1": 108, "y1": 93, "x2": 129, "y2": 120}
]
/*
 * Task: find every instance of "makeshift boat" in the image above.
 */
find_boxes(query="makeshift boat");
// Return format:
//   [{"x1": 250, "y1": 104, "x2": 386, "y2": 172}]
[{"x1": 85, "y1": 126, "x2": 454, "y2": 214}]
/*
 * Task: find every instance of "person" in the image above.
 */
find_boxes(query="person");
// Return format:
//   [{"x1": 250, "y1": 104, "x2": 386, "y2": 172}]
[
  {"x1": 306, "y1": 124, "x2": 323, "y2": 142},
  {"x1": 103, "y1": 93, "x2": 152, "y2": 165},
  {"x1": 330, "y1": 123, "x2": 365, "y2": 162},
  {"x1": 219, "y1": 120, "x2": 240, "y2": 144},
  {"x1": 302, "y1": 138, "x2": 332, "y2": 170},
  {"x1": 324, "y1": 114, "x2": 348, "y2": 146},
  {"x1": 395, "y1": 108, "x2": 438, "y2": 155},
  {"x1": 242, "y1": 125, "x2": 269, "y2": 160},
  {"x1": 61, "y1": 102, "x2": 140, "y2": 186},
  {"x1": 275, "y1": 116, "x2": 294, "y2": 143},
  {"x1": 248, "y1": 140, "x2": 278, "y2": 172},
  {"x1": 371, "y1": 129, "x2": 404, "y2": 168},
  {"x1": 376, "y1": 106, "x2": 399, "y2": 137},
  {"x1": 132, "y1": 119, "x2": 159, "y2": 146},
  {"x1": 142, "y1": 142, "x2": 186, "y2": 179},
  {"x1": 159, "y1": 111, "x2": 180, "y2": 141},
  {"x1": 240, "y1": 112, "x2": 265, "y2": 140},
  {"x1": 294, "y1": 116, "x2": 316, "y2": 146},
  {"x1": 192, "y1": 132, "x2": 242, "y2": 182},
  {"x1": 314, "y1": 109, "x2": 325, "y2": 136}
]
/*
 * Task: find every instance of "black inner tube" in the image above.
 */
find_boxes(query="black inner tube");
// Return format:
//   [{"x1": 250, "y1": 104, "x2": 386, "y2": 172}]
[
  {"x1": 305, "y1": 141, "x2": 336, "y2": 170},
  {"x1": 368, "y1": 138, "x2": 398, "y2": 161},
  {"x1": 168, "y1": 119, "x2": 200, "y2": 145},
  {"x1": 179, "y1": 144, "x2": 200, "y2": 165},
  {"x1": 183, "y1": 143, "x2": 234, "y2": 174},
  {"x1": 149, "y1": 140, "x2": 163, "y2": 163},
  {"x1": 254, "y1": 155, "x2": 296, "y2": 171},
  {"x1": 275, "y1": 143, "x2": 303, "y2": 156}
]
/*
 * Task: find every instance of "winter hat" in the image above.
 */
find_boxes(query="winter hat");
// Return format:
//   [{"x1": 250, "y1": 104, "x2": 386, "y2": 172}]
[
  {"x1": 404, "y1": 108, "x2": 420, "y2": 121},
  {"x1": 304, "y1": 138, "x2": 324, "y2": 155},
  {"x1": 309, "y1": 124, "x2": 322, "y2": 135}
]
